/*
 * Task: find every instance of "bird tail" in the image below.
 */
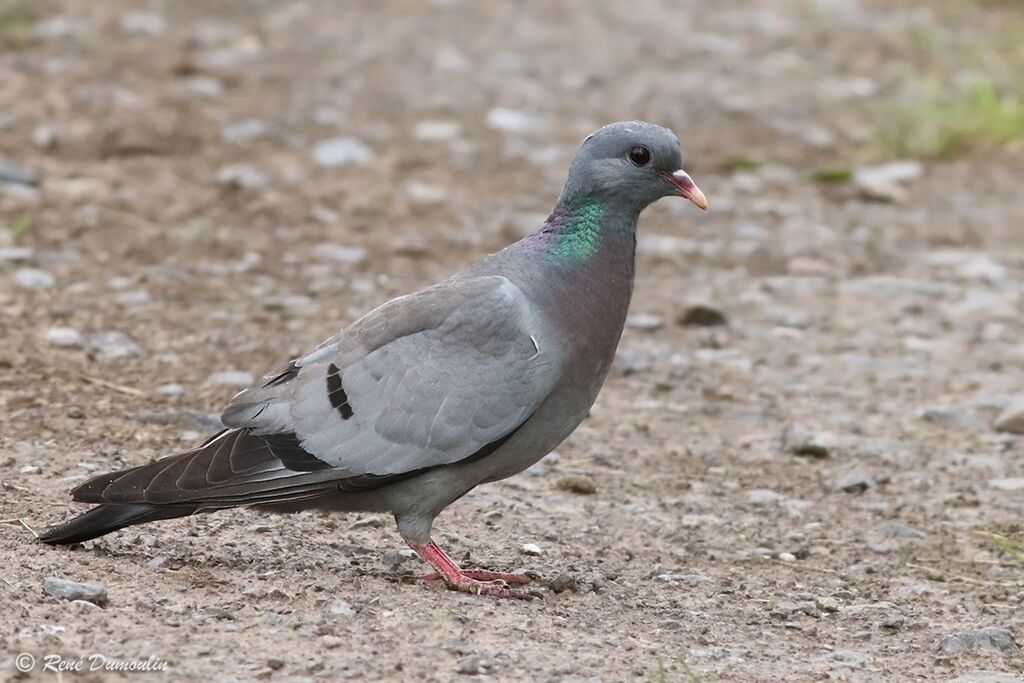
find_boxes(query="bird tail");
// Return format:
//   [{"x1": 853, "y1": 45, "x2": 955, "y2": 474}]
[
  {"x1": 38, "y1": 503, "x2": 197, "y2": 545},
  {"x1": 38, "y1": 428, "x2": 345, "y2": 545}
]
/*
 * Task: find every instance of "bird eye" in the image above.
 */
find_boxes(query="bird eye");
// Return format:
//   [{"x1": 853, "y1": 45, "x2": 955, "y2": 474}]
[{"x1": 628, "y1": 146, "x2": 651, "y2": 166}]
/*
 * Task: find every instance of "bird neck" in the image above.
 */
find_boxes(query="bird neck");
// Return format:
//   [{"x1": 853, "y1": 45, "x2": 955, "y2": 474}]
[{"x1": 536, "y1": 194, "x2": 638, "y2": 265}]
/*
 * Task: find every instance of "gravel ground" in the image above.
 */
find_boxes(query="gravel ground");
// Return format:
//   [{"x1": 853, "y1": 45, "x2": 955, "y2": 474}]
[{"x1": 2, "y1": 1, "x2": 1024, "y2": 681}]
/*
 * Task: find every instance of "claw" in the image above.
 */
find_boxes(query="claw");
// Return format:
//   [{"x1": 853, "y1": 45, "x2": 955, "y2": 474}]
[{"x1": 403, "y1": 536, "x2": 539, "y2": 600}]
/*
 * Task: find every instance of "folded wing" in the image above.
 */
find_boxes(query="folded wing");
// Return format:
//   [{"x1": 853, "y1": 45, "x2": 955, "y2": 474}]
[{"x1": 74, "y1": 276, "x2": 561, "y2": 509}]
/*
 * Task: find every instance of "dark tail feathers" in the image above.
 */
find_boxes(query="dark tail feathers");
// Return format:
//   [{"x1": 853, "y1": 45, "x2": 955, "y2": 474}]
[{"x1": 38, "y1": 504, "x2": 196, "y2": 545}]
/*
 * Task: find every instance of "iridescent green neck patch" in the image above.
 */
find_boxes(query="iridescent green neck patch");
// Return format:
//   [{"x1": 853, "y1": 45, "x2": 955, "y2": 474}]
[{"x1": 543, "y1": 199, "x2": 604, "y2": 263}]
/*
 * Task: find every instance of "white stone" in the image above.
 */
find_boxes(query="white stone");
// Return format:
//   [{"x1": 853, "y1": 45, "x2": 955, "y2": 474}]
[
  {"x1": 46, "y1": 327, "x2": 83, "y2": 348},
  {"x1": 747, "y1": 489, "x2": 783, "y2": 506},
  {"x1": 989, "y1": 478, "x2": 1024, "y2": 492},
  {"x1": 205, "y1": 371, "x2": 254, "y2": 387},
  {"x1": 485, "y1": 108, "x2": 550, "y2": 134},
  {"x1": 310, "y1": 243, "x2": 368, "y2": 264},
  {"x1": 994, "y1": 400, "x2": 1024, "y2": 434},
  {"x1": 413, "y1": 120, "x2": 461, "y2": 141},
  {"x1": 216, "y1": 164, "x2": 269, "y2": 191},
  {"x1": 325, "y1": 598, "x2": 355, "y2": 618},
  {"x1": 87, "y1": 331, "x2": 143, "y2": 360},
  {"x1": 12, "y1": 267, "x2": 55, "y2": 289},
  {"x1": 0, "y1": 247, "x2": 34, "y2": 262},
  {"x1": 120, "y1": 12, "x2": 165, "y2": 36},
  {"x1": 406, "y1": 181, "x2": 448, "y2": 205},
  {"x1": 222, "y1": 119, "x2": 272, "y2": 144},
  {"x1": 32, "y1": 124, "x2": 57, "y2": 149},
  {"x1": 312, "y1": 137, "x2": 372, "y2": 167},
  {"x1": 855, "y1": 161, "x2": 923, "y2": 184},
  {"x1": 626, "y1": 314, "x2": 664, "y2": 332},
  {"x1": 854, "y1": 160, "x2": 924, "y2": 203}
]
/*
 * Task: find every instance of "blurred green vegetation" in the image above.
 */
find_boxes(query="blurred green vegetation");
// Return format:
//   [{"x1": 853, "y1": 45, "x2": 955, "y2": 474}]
[
  {"x1": 978, "y1": 531, "x2": 1024, "y2": 567},
  {"x1": 8, "y1": 213, "x2": 32, "y2": 239},
  {"x1": 0, "y1": 0, "x2": 36, "y2": 48},
  {"x1": 811, "y1": 166, "x2": 853, "y2": 183},
  {"x1": 877, "y1": 7, "x2": 1024, "y2": 159},
  {"x1": 880, "y1": 76, "x2": 1024, "y2": 158},
  {"x1": 723, "y1": 154, "x2": 763, "y2": 173}
]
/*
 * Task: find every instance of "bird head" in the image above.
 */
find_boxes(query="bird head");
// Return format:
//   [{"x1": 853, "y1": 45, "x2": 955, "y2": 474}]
[{"x1": 559, "y1": 121, "x2": 707, "y2": 213}]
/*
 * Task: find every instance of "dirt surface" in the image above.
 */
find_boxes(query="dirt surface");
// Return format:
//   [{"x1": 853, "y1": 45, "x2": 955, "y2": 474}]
[{"x1": 3, "y1": 1, "x2": 1024, "y2": 681}]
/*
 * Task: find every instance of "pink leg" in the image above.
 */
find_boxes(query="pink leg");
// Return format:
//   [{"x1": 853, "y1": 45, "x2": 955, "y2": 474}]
[{"x1": 404, "y1": 536, "x2": 535, "y2": 600}]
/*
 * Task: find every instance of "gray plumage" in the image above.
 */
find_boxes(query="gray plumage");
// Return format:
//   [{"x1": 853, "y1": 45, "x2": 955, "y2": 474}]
[{"x1": 40, "y1": 121, "x2": 707, "y2": 597}]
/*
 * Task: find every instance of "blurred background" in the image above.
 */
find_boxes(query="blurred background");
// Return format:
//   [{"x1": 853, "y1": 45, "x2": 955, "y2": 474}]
[{"x1": 2, "y1": 1, "x2": 1024, "y2": 681}]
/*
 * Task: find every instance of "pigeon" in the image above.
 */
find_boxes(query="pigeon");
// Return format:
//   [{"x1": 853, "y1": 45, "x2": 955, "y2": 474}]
[{"x1": 39, "y1": 121, "x2": 708, "y2": 599}]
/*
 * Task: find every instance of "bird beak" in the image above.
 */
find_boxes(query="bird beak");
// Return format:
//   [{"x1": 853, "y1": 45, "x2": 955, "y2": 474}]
[{"x1": 663, "y1": 170, "x2": 709, "y2": 210}]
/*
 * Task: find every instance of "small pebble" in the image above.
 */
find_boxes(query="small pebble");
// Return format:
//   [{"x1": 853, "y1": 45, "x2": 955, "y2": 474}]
[
  {"x1": 382, "y1": 549, "x2": 415, "y2": 567},
  {"x1": 146, "y1": 556, "x2": 169, "y2": 569},
  {"x1": 43, "y1": 577, "x2": 108, "y2": 606},
  {"x1": 155, "y1": 383, "x2": 185, "y2": 396},
  {"x1": 0, "y1": 247, "x2": 34, "y2": 262},
  {"x1": 989, "y1": 478, "x2": 1024, "y2": 492},
  {"x1": 917, "y1": 405, "x2": 981, "y2": 430},
  {"x1": 816, "y1": 597, "x2": 840, "y2": 613},
  {"x1": 613, "y1": 348, "x2": 653, "y2": 375},
  {"x1": 939, "y1": 627, "x2": 1019, "y2": 654},
  {"x1": 520, "y1": 543, "x2": 543, "y2": 556},
  {"x1": 414, "y1": 120, "x2": 461, "y2": 141},
  {"x1": 455, "y1": 654, "x2": 493, "y2": 676},
  {"x1": 835, "y1": 466, "x2": 874, "y2": 493},
  {"x1": 882, "y1": 521, "x2": 927, "y2": 540},
  {"x1": 325, "y1": 598, "x2": 355, "y2": 619},
  {"x1": 994, "y1": 400, "x2": 1024, "y2": 435},
  {"x1": 46, "y1": 326, "x2": 83, "y2": 348},
  {"x1": 13, "y1": 267, "x2": 55, "y2": 289},
  {"x1": 312, "y1": 137, "x2": 372, "y2": 167},
  {"x1": 205, "y1": 370, "x2": 255, "y2": 387},
  {"x1": 747, "y1": 488, "x2": 783, "y2": 506},
  {"x1": 556, "y1": 474, "x2": 597, "y2": 495},
  {"x1": 87, "y1": 331, "x2": 143, "y2": 360},
  {"x1": 222, "y1": 118, "x2": 272, "y2": 144},
  {"x1": 406, "y1": 181, "x2": 449, "y2": 205},
  {"x1": 311, "y1": 243, "x2": 368, "y2": 264},
  {"x1": 216, "y1": 164, "x2": 269, "y2": 191},
  {"x1": 549, "y1": 573, "x2": 577, "y2": 593},
  {"x1": 881, "y1": 613, "x2": 906, "y2": 629},
  {"x1": 485, "y1": 108, "x2": 550, "y2": 134},
  {"x1": 771, "y1": 601, "x2": 820, "y2": 619},
  {"x1": 261, "y1": 611, "x2": 285, "y2": 626},
  {"x1": 182, "y1": 76, "x2": 224, "y2": 99},
  {"x1": 782, "y1": 423, "x2": 832, "y2": 458},
  {"x1": 33, "y1": 124, "x2": 57, "y2": 149},
  {"x1": 678, "y1": 304, "x2": 728, "y2": 327},
  {"x1": 0, "y1": 158, "x2": 41, "y2": 186},
  {"x1": 119, "y1": 12, "x2": 165, "y2": 36},
  {"x1": 853, "y1": 161, "x2": 923, "y2": 204},
  {"x1": 626, "y1": 313, "x2": 664, "y2": 332}
]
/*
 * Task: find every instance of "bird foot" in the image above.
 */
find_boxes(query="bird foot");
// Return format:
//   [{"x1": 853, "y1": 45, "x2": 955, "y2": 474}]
[
  {"x1": 416, "y1": 568, "x2": 531, "y2": 585},
  {"x1": 404, "y1": 537, "x2": 540, "y2": 600},
  {"x1": 439, "y1": 573, "x2": 537, "y2": 600}
]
